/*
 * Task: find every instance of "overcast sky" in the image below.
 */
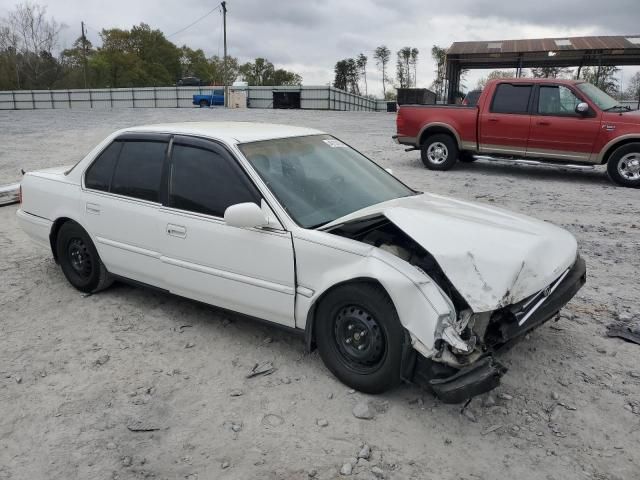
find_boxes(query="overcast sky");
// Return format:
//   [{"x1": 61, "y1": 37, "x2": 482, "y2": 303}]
[{"x1": 2, "y1": 0, "x2": 640, "y2": 95}]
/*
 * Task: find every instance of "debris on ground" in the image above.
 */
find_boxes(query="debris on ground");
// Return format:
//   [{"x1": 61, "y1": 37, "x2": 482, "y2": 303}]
[
  {"x1": 340, "y1": 462, "x2": 353, "y2": 476},
  {"x1": 358, "y1": 445, "x2": 371, "y2": 460},
  {"x1": 94, "y1": 354, "x2": 110, "y2": 367},
  {"x1": 606, "y1": 321, "x2": 640, "y2": 345},
  {"x1": 481, "y1": 424, "x2": 503, "y2": 435},
  {"x1": 371, "y1": 466, "x2": 384, "y2": 478},
  {"x1": 352, "y1": 402, "x2": 374, "y2": 420},
  {"x1": 126, "y1": 419, "x2": 162, "y2": 432},
  {"x1": 261, "y1": 414, "x2": 284, "y2": 428},
  {"x1": 246, "y1": 362, "x2": 276, "y2": 378},
  {"x1": 316, "y1": 418, "x2": 329, "y2": 427}
]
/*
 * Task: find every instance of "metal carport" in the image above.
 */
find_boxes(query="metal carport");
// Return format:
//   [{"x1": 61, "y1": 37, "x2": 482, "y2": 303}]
[{"x1": 445, "y1": 35, "x2": 640, "y2": 103}]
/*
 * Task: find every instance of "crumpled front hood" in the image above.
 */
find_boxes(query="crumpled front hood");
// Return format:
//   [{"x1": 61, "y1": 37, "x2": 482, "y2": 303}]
[{"x1": 325, "y1": 193, "x2": 578, "y2": 312}]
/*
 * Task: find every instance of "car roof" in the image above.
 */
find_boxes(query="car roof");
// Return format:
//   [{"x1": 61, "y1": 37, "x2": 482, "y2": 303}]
[{"x1": 123, "y1": 122, "x2": 326, "y2": 144}]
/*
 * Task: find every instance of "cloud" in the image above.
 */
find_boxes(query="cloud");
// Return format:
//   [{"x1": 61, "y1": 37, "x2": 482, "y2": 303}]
[{"x1": 2, "y1": 0, "x2": 639, "y2": 95}]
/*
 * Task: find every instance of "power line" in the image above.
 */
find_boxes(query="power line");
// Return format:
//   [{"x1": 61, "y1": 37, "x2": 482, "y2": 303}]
[{"x1": 167, "y1": 5, "x2": 221, "y2": 39}]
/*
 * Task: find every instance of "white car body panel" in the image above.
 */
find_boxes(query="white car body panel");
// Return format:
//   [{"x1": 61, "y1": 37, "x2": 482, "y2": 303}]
[
  {"x1": 322, "y1": 193, "x2": 578, "y2": 312},
  {"x1": 16, "y1": 122, "x2": 580, "y2": 365}
]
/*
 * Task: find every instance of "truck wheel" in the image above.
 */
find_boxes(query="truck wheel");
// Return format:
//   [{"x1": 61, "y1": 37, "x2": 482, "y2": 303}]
[
  {"x1": 199, "y1": 99, "x2": 209, "y2": 108},
  {"x1": 421, "y1": 134, "x2": 459, "y2": 170},
  {"x1": 607, "y1": 143, "x2": 640, "y2": 188},
  {"x1": 314, "y1": 283, "x2": 404, "y2": 394},
  {"x1": 56, "y1": 221, "x2": 113, "y2": 293}
]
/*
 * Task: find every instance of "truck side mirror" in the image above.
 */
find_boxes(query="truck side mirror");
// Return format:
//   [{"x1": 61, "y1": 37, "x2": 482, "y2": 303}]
[{"x1": 576, "y1": 102, "x2": 589, "y2": 114}]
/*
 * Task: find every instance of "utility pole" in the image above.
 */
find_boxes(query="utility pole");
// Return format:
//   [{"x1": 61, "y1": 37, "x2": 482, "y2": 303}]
[
  {"x1": 221, "y1": 1, "x2": 228, "y2": 107},
  {"x1": 81, "y1": 21, "x2": 88, "y2": 89}
]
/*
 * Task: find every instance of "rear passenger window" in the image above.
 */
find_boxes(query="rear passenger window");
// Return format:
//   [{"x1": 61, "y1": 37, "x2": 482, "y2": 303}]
[
  {"x1": 169, "y1": 144, "x2": 259, "y2": 217},
  {"x1": 111, "y1": 141, "x2": 167, "y2": 202},
  {"x1": 85, "y1": 142, "x2": 122, "y2": 191},
  {"x1": 491, "y1": 84, "x2": 532, "y2": 114}
]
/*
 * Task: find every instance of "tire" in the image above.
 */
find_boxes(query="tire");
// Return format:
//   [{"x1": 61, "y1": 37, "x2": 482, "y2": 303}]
[
  {"x1": 314, "y1": 283, "x2": 405, "y2": 394},
  {"x1": 459, "y1": 151, "x2": 477, "y2": 163},
  {"x1": 420, "y1": 134, "x2": 459, "y2": 170},
  {"x1": 56, "y1": 221, "x2": 113, "y2": 293},
  {"x1": 199, "y1": 99, "x2": 209, "y2": 108},
  {"x1": 607, "y1": 143, "x2": 640, "y2": 188}
]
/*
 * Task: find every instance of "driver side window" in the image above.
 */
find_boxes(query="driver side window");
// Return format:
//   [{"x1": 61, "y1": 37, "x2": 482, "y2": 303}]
[{"x1": 538, "y1": 85, "x2": 581, "y2": 115}]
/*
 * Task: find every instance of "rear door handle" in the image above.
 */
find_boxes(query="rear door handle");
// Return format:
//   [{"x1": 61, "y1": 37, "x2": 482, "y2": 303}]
[
  {"x1": 86, "y1": 202, "x2": 101, "y2": 214},
  {"x1": 487, "y1": 118, "x2": 499, "y2": 122},
  {"x1": 537, "y1": 121, "x2": 551, "y2": 126},
  {"x1": 166, "y1": 224, "x2": 187, "y2": 238}
]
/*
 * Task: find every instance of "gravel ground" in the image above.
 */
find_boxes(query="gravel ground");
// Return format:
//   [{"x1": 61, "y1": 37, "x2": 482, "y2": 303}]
[{"x1": 1, "y1": 108, "x2": 639, "y2": 480}]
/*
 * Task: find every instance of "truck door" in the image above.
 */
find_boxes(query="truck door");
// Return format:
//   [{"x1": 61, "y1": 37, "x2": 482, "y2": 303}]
[
  {"x1": 526, "y1": 84, "x2": 601, "y2": 162},
  {"x1": 479, "y1": 82, "x2": 533, "y2": 156}
]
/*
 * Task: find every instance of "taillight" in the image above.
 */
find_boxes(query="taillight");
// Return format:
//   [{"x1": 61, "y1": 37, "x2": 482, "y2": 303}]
[
  {"x1": 396, "y1": 112, "x2": 405, "y2": 132},
  {"x1": 18, "y1": 184, "x2": 22, "y2": 204}
]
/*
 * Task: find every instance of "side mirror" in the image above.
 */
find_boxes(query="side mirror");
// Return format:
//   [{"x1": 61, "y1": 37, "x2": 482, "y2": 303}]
[
  {"x1": 576, "y1": 102, "x2": 589, "y2": 114},
  {"x1": 224, "y1": 202, "x2": 268, "y2": 229}
]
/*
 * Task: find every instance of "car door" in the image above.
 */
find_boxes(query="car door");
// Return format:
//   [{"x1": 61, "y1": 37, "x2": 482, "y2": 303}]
[
  {"x1": 160, "y1": 135, "x2": 296, "y2": 326},
  {"x1": 82, "y1": 134, "x2": 169, "y2": 287},
  {"x1": 526, "y1": 84, "x2": 601, "y2": 162},
  {"x1": 479, "y1": 82, "x2": 533, "y2": 156}
]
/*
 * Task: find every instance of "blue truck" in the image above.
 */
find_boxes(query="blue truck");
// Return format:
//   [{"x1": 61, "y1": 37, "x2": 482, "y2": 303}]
[{"x1": 192, "y1": 89, "x2": 225, "y2": 107}]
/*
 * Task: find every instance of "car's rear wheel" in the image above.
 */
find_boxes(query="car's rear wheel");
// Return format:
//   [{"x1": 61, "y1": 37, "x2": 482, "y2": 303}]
[
  {"x1": 56, "y1": 221, "x2": 113, "y2": 293},
  {"x1": 421, "y1": 134, "x2": 458, "y2": 170},
  {"x1": 314, "y1": 283, "x2": 404, "y2": 394},
  {"x1": 607, "y1": 143, "x2": 640, "y2": 188},
  {"x1": 199, "y1": 99, "x2": 209, "y2": 108}
]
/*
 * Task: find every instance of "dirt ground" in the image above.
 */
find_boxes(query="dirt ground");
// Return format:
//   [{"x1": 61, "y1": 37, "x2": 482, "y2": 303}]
[{"x1": 1, "y1": 108, "x2": 639, "y2": 480}]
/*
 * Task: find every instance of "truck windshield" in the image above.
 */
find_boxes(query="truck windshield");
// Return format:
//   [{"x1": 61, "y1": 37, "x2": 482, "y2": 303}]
[
  {"x1": 239, "y1": 135, "x2": 415, "y2": 229},
  {"x1": 576, "y1": 82, "x2": 618, "y2": 111}
]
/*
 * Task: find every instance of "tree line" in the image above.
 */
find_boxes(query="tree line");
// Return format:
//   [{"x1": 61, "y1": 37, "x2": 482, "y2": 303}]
[
  {"x1": 333, "y1": 46, "x2": 420, "y2": 100},
  {"x1": 0, "y1": 3, "x2": 302, "y2": 90}
]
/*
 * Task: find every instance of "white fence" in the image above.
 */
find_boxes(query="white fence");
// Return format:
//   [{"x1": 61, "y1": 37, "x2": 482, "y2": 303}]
[{"x1": 0, "y1": 86, "x2": 388, "y2": 112}]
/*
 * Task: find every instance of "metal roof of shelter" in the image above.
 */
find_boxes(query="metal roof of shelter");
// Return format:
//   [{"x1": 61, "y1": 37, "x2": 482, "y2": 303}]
[{"x1": 444, "y1": 35, "x2": 640, "y2": 102}]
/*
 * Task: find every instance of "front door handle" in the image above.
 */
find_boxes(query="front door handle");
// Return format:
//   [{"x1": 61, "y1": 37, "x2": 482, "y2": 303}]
[
  {"x1": 487, "y1": 118, "x2": 499, "y2": 122},
  {"x1": 86, "y1": 202, "x2": 101, "y2": 214},
  {"x1": 167, "y1": 224, "x2": 187, "y2": 238},
  {"x1": 537, "y1": 121, "x2": 551, "y2": 126}
]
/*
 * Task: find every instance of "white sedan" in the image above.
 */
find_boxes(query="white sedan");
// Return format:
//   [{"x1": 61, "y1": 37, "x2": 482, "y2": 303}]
[{"x1": 17, "y1": 122, "x2": 586, "y2": 403}]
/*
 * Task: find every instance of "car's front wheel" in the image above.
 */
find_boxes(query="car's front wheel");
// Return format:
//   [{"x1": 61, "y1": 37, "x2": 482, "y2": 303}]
[
  {"x1": 314, "y1": 283, "x2": 404, "y2": 394},
  {"x1": 56, "y1": 221, "x2": 113, "y2": 293},
  {"x1": 421, "y1": 134, "x2": 459, "y2": 170},
  {"x1": 607, "y1": 143, "x2": 640, "y2": 188}
]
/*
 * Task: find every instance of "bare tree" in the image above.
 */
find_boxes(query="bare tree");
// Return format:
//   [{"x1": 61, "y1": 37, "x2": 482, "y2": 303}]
[
  {"x1": 429, "y1": 45, "x2": 446, "y2": 100},
  {"x1": 1, "y1": 3, "x2": 65, "y2": 87},
  {"x1": 409, "y1": 48, "x2": 419, "y2": 87},
  {"x1": 373, "y1": 45, "x2": 390, "y2": 98},
  {"x1": 356, "y1": 53, "x2": 367, "y2": 96}
]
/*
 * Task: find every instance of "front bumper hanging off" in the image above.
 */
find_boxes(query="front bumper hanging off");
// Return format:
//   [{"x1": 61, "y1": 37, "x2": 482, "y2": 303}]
[{"x1": 410, "y1": 256, "x2": 587, "y2": 404}]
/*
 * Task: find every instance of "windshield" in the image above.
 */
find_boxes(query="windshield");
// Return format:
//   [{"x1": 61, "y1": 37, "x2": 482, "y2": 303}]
[
  {"x1": 576, "y1": 82, "x2": 618, "y2": 110},
  {"x1": 239, "y1": 134, "x2": 415, "y2": 228}
]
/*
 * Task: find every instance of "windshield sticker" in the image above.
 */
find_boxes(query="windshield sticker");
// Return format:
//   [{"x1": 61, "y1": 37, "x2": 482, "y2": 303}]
[{"x1": 323, "y1": 139, "x2": 348, "y2": 148}]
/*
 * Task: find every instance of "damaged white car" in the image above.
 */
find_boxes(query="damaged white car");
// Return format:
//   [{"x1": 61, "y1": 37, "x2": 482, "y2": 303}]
[{"x1": 17, "y1": 122, "x2": 586, "y2": 403}]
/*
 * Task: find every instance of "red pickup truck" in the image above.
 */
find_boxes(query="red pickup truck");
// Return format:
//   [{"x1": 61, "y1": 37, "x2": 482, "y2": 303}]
[{"x1": 394, "y1": 78, "x2": 640, "y2": 188}]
